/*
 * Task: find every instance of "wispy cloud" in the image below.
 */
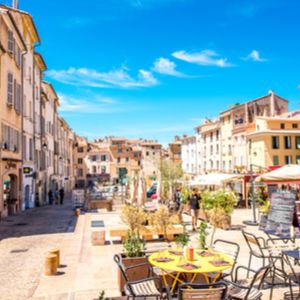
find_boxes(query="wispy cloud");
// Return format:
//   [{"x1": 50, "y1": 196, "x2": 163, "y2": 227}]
[
  {"x1": 172, "y1": 50, "x2": 233, "y2": 67},
  {"x1": 152, "y1": 57, "x2": 184, "y2": 77},
  {"x1": 47, "y1": 67, "x2": 158, "y2": 89},
  {"x1": 58, "y1": 93, "x2": 120, "y2": 113},
  {"x1": 242, "y1": 50, "x2": 267, "y2": 62}
]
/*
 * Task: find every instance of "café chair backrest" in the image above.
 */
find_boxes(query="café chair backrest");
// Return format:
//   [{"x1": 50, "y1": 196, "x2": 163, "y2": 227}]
[
  {"x1": 179, "y1": 282, "x2": 227, "y2": 300},
  {"x1": 113, "y1": 254, "x2": 129, "y2": 282}
]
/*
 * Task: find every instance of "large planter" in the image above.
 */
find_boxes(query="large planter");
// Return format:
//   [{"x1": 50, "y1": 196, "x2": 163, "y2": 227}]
[
  {"x1": 221, "y1": 215, "x2": 231, "y2": 230},
  {"x1": 118, "y1": 254, "x2": 149, "y2": 295}
]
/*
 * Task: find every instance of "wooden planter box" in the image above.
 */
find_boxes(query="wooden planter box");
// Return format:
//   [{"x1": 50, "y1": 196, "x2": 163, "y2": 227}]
[
  {"x1": 118, "y1": 254, "x2": 149, "y2": 294},
  {"x1": 88, "y1": 199, "x2": 112, "y2": 211},
  {"x1": 110, "y1": 225, "x2": 184, "y2": 242}
]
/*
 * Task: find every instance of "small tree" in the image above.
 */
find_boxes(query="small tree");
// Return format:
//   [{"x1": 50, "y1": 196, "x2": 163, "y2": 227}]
[
  {"x1": 121, "y1": 205, "x2": 147, "y2": 236},
  {"x1": 202, "y1": 189, "x2": 237, "y2": 245},
  {"x1": 149, "y1": 205, "x2": 179, "y2": 240},
  {"x1": 199, "y1": 221, "x2": 208, "y2": 250},
  {"x1": 159, "y1": 160, "x2": 183, "y2": 201}
]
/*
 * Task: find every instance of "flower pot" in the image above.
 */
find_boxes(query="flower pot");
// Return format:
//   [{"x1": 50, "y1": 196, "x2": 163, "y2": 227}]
[
  {"x1": 75, "y1": 208, "x2": 80, "y2": 216},
  {"x1": 221, "y1": 215, "x2": 231, "y2": 230},
  {"x1": 117, "y1": 254, "x2": 149, "y2": 295}
]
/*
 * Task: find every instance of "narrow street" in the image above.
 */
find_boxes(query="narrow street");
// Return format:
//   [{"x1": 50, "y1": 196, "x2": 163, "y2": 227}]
[{"x1": 0, "y1": 200, "x2": 77, "y2": 300}]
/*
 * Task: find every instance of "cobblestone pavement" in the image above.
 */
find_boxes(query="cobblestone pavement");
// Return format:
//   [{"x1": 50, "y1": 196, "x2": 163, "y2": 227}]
[{"x1": 0, "y1": 200, "x2": 77, "y2": 300}]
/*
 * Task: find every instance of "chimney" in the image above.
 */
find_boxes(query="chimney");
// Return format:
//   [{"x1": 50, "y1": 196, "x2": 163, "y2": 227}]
[
  {"x1": 12, "y1": 0, "x2": 19, "y2": 8},
  {"x1": 269, "y1": 90, "x2": 275, "y2": 116}
]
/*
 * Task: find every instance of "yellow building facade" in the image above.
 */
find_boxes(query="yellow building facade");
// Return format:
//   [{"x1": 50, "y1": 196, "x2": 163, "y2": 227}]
[{"x1": 248, "y1": 114, "x2": 300, "y2": 171}]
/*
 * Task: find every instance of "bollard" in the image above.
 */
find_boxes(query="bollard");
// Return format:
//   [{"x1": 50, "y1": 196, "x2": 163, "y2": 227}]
[
  {"x1": 44, "y1": 254, "x2": 57, "y2": 275},
  {"x1": 48, "y1": 249, "x2": 60, "y2": 268}
]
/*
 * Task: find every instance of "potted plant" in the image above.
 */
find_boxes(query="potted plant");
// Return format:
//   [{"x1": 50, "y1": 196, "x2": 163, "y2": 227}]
[
  {"x1": 202, "y1": 189, "x2": 237, "y2": 245},
  {"x1": 175, "y1": 225, "x2": 189, "y2": 249},
  {"x1": 199, "y1": 221, "x2": 208, "y2": 250},
  {"x1": 118, "y1": 205, "x2": 149, "y2": 294}
]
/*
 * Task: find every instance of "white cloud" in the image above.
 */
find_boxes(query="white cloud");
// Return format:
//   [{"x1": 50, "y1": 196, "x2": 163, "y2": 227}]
[
  {"x1": 172, "y1": 50, "x2": 233, "y2": 67},
  {"x1": 243, "y1": 50, "x2": 267, "y2": 62},
  {"x1": 152, "y1": 57, "x2": 184, "y2": 77},
  {"x1": 58, "y1": 93, "x2": 120, "y2": 113},
  {"x1": 47, "y1": 67, "x2": 159, "y2": 89}
]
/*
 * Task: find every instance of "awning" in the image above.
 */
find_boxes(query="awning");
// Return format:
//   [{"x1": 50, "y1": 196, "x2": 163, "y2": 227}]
[
  {"x1": 189, "y1": 173, "x2": 242, "y2": 186},
  {"x1": 255, "y1": 164, "x2": 300, "y2": 183}
]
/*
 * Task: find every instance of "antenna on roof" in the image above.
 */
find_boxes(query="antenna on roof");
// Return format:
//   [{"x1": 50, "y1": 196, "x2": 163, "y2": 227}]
[{"x1": 12, "y1": 0, "x2": 19, "y2": 8}]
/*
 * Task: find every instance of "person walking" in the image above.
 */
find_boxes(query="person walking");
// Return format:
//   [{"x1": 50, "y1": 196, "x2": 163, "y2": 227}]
[
  {"x1": 48, "y1": 190, "x2": 53, "y2": 205},
  {"x1": 54, "y1": 189, "x2": 59, "y2": 205},
  {"x1": 189, "y1": 189, "x2": 201, "y2": 231},
  {"x1": 59, "y1": 187, "x2": 65, "y2": 205}
]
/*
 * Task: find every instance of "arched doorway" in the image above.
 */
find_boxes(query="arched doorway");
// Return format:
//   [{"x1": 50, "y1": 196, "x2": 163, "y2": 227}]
[{"x1": 24, "y1": 185, "x2": 30, "y2": 209}]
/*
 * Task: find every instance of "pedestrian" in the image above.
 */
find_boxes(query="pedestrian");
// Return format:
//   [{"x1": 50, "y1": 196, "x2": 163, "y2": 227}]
[
  {"x1": 59, "y1": 187, "x2": 65, "y2": 205},
  {"x1": 54, "y1": 189, "x2": 59, "y2": 205},
  {"x1": 48, "y1": 190, "x2": 53, "y2": 205},
  {"x1": 189, "y1": 189, "x2": 201, "y2": 231}
]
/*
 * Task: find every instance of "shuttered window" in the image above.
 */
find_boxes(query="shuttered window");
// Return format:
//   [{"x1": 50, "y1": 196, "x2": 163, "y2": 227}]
[
  {"x1": 7, "y1": 73, "x2": 13, "y2": 105},
  {"x1": 7, "y1": 30, "x2": 14, "y2": 54}
]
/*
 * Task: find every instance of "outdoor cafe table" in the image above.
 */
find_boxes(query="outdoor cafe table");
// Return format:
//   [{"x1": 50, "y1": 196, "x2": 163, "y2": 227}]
[{"x1": 148, "y1": 249, "x2": 234, "y2": 293}]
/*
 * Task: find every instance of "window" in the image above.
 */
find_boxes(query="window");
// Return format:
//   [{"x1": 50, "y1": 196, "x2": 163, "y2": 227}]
[
  {"x1": 7, "y1": 73, "x2": 13, "y2": 105},
  {"x1": 23, "y1": 136, "x2": 27, "y2": 160},
  {"x1": 117, "y1": 148, "x2": 122, "y2": 153},
  {"x1": 101, "y1": 155, "x2": 106, "y2": 161},
  {"x1": 284, "y1": 136, "x2": 292, "y2": 149},
  {"x1": 77, "y1": 168, "x2": 83, "y2": 176},
  {"x1": 117, "y1": 157, "x2": 121, "y2": 163},
  {"x1": 296, "y1": 156, "x2": 300, "y2": 165},
  {"x1": 92, "y1": 166, "x2": 97, "y2": 174},
  {"x1": 77, "y1": 147, "x2": 84, "y2": 153},
  {"x1": 272, "y1": 136, "x2": 280, "y2": 149},
  {"x1": 78, "y1": 158, "x2": 83, "y2": 164},
  {"x1": 101, "y1": 166, "x2": 106, "y2": 174},
  {"x1": 293, "y1": 123, "x2": 298, "y2": 129},
  {"x1": 280, "y1": 123, "x2": 285, "y2": 129},
  {"x1": 134, "y1": 152, "x2": 138, "y2": 158},
  {"x1": 7, "y1": 30, "x2": 14, "y2": 55},
  {"x1": 126, "y1": 157, "x2": 129, "y2": 162},
  {"x1": 146, "y1": 151, "x2": 149, "y2": 156},
  {"x1": 210, "y1": 132, "x2": 213, "y2": 142},
  {"x1": 285, "y1": 156, "x2": 292, "y2": 164},
  {"x1": 216, "y1": 131, "x2": 219, "y2": 141},
  {"x1": 210, "y1": 145, "x2": 213, "y2": 155},
  {"x1": 273, "y1": 155, "x2": 279, "y2": 166},
  {"x1": 296, "y1": 137, "x2": 300, "y2": 149},
  {"x1": 15, "y1": 44, "x2": 21, "y2": 67},
  {"x1": 29, "y1": 138, "x2": 33, "y2": 161}
]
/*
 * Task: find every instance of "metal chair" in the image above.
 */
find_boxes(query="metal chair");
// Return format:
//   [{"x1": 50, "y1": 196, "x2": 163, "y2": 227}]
[
  {"x1": 225, "y1": 265, "x2": 270, "y2": 300},
  {"x1": 282, "y1": 252, "x2": 300, "y2": 300},
  {"x1": 213, "y1": 239, "x2": 240, "y2": 281},
  {"x1": 242, "y1": 231, "x2": 269, "y2": 277},
  {"x1": 178, "y1": 282, "x2": 228, "y2": 300},
  {"x1": 126, "y1": 276, "x2": 171, "y2": 300}
]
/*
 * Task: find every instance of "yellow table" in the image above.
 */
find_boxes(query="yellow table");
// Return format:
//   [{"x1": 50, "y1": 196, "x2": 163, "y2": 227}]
[{"x1": 148, "y1": 249, "x2": 234, "y2": 293}]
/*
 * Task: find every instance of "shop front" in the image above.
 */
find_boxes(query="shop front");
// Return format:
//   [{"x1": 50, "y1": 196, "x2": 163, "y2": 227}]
[{"x1": 1, "y1": 159, "x2": 22, "y2": 217}]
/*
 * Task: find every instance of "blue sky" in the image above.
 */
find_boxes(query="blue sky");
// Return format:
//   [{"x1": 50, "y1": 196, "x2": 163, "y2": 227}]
[{"x1": 7, "y1": 0, "x2": 300, "y2": 144}]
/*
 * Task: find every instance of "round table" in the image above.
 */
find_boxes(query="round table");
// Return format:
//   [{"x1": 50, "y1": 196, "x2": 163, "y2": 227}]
[{"x1": 148, "y1": 248, "x2": 234, "y2": 293}]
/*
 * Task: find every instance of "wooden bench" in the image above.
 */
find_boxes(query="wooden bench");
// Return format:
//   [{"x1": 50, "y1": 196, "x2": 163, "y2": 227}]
[{"x1": 109, "y1": 224, "x2": 184, "y2": 241}]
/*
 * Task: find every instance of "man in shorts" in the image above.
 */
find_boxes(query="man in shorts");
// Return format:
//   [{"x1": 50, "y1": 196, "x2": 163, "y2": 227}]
[{"x1": 189, "y1": 189, "x2": 201, "y2": 231}]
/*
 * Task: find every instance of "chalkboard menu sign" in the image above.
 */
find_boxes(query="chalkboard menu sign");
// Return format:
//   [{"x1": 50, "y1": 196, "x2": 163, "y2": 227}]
[{"x1": 265, "y1": 191, "x2": 296, "y2": 234}]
